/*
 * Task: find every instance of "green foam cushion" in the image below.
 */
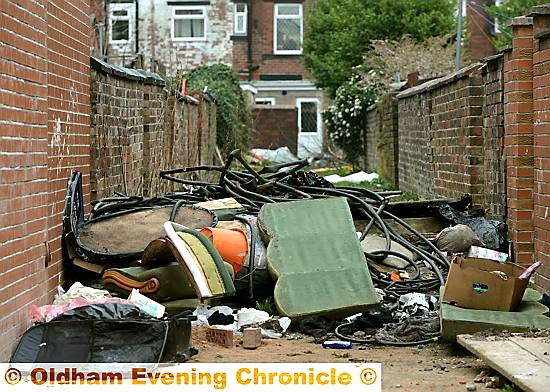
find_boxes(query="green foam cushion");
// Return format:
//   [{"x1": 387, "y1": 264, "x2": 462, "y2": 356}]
[{"x1": 258, "y1": 197, "x2": 379, "y2": 318}]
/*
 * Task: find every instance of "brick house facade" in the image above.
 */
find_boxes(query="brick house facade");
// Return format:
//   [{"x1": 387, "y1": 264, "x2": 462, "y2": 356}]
[{"x1": 91, "y1": 0, "x2": 326, "y2": 158}]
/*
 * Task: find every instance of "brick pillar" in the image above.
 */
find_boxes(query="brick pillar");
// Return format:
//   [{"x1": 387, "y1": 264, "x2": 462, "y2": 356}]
[
  {"x1": 531, "y1": 5, "x2": 550, "y2": 290},
  {"x1": 504, "y1": 17, "x2": 534, "y2": 266}
]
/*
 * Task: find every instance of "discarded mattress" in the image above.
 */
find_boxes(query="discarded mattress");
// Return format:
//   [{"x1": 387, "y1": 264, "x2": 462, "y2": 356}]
[{"x1": 258, "y1": 197, "x2": 379, "y2": 318}]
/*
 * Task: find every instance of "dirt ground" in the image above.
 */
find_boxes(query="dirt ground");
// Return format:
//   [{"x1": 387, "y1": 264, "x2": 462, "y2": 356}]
[{"x1": 189, "y1": 326, "x2": 492, "y2": 391}]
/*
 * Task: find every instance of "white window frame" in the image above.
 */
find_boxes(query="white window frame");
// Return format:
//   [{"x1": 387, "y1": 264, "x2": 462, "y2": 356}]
[
  {"x1": 274, "y1": 4, "x2": 303, "y2": 55},
  {"x1": 297, "y1": 98, "x2": 321, "y2": 134},
  {"x1": 171, "y1": 6, "x2": 207, "y2": 42},
  {"x1": 234, "y1": 3, "x2": 247, "y2": 35},
  {"x1": 255, "y1": 97, "x2": 276, "y2": 105},
  {"x1": 108, "y1": 3, "x2": 133, "y2": 44}
]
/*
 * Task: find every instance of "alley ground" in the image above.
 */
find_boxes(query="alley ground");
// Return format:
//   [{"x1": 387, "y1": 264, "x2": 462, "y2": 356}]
[{"x1": 190, "y1": 326, "x2": 490, "y2": 391}]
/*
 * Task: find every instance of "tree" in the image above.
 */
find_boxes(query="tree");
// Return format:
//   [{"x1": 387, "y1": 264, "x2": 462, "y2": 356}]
[
  {"x1": 303, "y1": 0, "x2": 455, "y2": 97},
  {"x1": 490, "y1": 0, "x2": 541, "y2": 49}
]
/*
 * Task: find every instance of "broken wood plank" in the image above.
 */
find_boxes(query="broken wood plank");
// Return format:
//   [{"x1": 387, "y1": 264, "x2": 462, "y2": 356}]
[{"x1": 457, "y1": 334, "x2": 550, "y2": 392}]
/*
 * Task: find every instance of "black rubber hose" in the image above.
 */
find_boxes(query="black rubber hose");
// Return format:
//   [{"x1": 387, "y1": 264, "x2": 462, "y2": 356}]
[
  {"x1": 334, "y1": 322, "x2": 440, "y2": 346},
  {"x1": 365, "y1": 249, "x2": 421, "y2": 280}
]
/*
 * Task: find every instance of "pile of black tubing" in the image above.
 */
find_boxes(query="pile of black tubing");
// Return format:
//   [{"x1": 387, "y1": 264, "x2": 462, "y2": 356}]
[{"x1": 93, "y1": 149, "x2": 452, "y2": 345}]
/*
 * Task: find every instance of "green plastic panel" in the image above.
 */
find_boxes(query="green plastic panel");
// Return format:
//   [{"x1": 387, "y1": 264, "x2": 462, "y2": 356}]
[{"x1": 258, "y1": 197, "x2": 379, "y2": 318}]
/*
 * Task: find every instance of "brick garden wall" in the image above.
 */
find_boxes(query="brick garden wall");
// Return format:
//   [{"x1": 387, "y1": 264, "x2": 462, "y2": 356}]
[
  {"x1": 482, "y1": 54, "x2": 506, "y2": 221},
  {"x1": 251, "y1": 106, "x2": 298, "y2": 154},
  {"x1": 0, "y1": 0, "x2": 91, "y2": 360},
  {"x1": 90, "y1": 58, "x2": 217, "y2": 200},
  {"x1": 361, "y1": 5, "x2": 550, "y2": 290},
  {"x1": 363, "y1": 94, "x2": 399, "y2": 185},
  {"x1": 396, "y1": 65, "x2": 485, "y2": 203}
]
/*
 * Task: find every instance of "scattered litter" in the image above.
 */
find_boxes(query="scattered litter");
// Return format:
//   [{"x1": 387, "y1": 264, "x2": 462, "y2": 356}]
[
  {"x1": 237, "y1": 308, "x2": 270, "y2": 328},
  {"x1": 466, "y1": 246, "x2": 508, "y2": 263},
  {"x1": 242, "y1": 327, "x2": 262, "y2": 349},
  {"x1": 322, "y1": 340, "x2": 353, "y2": 349},
  {"x1": 324, "y1": 171, "x2": 379, "y2": 184},
  {"x1": 435, "y1": 224, "x2": 484, "y2": 253},
  {"x1": 128, "y1": 288, "x2": 165, "y2": 318},
  {"x1": 53, "y1": 282, "x2": 111, "y2": 305},
  {"x1": 433, "y1": 203, "x2": 508, "y2": 251},
  {"x1": 250, "y1": 147, "x2": 298, "y2": 164}
]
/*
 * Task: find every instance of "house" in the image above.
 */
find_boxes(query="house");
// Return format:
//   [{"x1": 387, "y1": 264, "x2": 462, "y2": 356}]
[{"x1": 91, "y1": 0, "x2": 326, "y2": 158}]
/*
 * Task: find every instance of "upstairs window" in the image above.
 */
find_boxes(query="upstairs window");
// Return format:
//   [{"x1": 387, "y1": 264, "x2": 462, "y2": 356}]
[
  {"x1": 109, "y1": 4, "x2": 132, "y2": 43},
  {"x1": 234, "y1": 3, "x2": 247, "y2": 35},
  {"x1": 172, "y1": 6, "x2": 207, "y2": 41},
  {"x1": 274, "y1": 4, "x2": 302, "y2": 55}
]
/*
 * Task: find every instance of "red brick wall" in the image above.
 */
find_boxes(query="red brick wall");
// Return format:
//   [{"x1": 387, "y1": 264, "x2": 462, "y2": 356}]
[
  {"x1": 0, "y1": 0, "x2": 91, "y2": 360},
  {"x1": 482, "y1": 54, "x2": 506, "y2": 220},
  {"x1": 248, "y1": 0, "x2": 311, "y2": 80},
  {"x1": 504, "y1": 18, "x2": 534, "y2": 267},
  {"x1": 364, "y1": 94, "x2": 399, "y2": 185},
  {"x1": 90, "y1": 63, "x2": 218, "y2": 199},
  {"x1": 251, "y1": 106, "x2": 298, "y2": 154},
  {"x1": 531, "y1": 9, "x2": 550, "y2": 290}
]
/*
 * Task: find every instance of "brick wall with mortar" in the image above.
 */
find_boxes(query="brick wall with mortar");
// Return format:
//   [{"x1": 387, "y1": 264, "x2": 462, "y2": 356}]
[
  {"x1": 530, "y1": 7, "x2": 550, "y2": 290},
  {"x1": 248, "y1": 0, "x2": 311, "y2": 80},
  {"x1": 0, "y1": 0, "x2": 91, "y2": 360},
  {"x1": 363, "y1": 94, "x2": 399, "y2": 186},
  {"x1": 503, "y1": 17, "x2": 535, "y2": 269},
  {"x1": 396, "y1": 65, "x2": 485, "y2": 203},
  {"x1": 90, "y1": 59, "x2": 217, "y2": 200},
  {"x1": 482, "y1": 54, "x2": 507, "y2": 221},
  {"x1": 251, "y1": 106, "x2": 298, "y2": 154},
  {"x1": 396, "y1": 89, "x2": 435, "y2": 199}
]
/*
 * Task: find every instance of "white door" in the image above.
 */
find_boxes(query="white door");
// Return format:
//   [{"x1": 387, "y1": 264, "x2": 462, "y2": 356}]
[{"x1": 297, "y1": 98, "x2": 322, "y2": 158}]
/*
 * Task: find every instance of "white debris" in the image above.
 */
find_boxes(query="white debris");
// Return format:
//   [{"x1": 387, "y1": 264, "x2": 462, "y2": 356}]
[{"x1": 324, "y1": 171, "x2": 379, "y2": 184}]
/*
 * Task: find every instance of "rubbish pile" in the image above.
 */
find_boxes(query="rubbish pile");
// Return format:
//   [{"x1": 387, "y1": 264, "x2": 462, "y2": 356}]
[{"x1": 14, "y1": 149, "x2": 547, "y2": 363}]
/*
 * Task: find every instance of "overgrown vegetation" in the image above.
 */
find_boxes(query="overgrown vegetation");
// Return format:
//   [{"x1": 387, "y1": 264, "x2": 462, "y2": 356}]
[
  {"x1": 305, "y1": 1, "x2": 456, "y2": 164},
  {"x1": 303, "y1": 0, "x2": 456, "y2": 97},
  {"x1": 185, "y1": 64, "x2": 251, "y2": 156},
  {"x1": 490, "y1": 0, "x2": 541, "y2": 49},
  {"x1": 323, "y1": 75, "x2": 375, "y2": 166}
]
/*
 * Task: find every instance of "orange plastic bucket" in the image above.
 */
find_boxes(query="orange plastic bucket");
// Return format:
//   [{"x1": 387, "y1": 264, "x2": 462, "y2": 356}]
[{"x1": 200, "y1": 227, "x2": 249, "y2": 273}]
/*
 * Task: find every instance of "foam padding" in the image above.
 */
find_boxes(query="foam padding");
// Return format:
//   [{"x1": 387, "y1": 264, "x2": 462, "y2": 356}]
[{"x1": 258, "y1": 197, "x2": 379, "y2": 318}]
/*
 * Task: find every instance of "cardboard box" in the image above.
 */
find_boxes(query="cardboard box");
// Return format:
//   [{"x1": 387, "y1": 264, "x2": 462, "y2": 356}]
[{"x1": 442, "y1": 257, "x2": 528, "y2": 312}]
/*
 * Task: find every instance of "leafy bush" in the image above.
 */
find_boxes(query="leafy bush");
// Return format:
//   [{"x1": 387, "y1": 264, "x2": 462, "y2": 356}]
[
  {"x1": 185, "y1": 64, "x2": 251, "y2": 155},
  {"x1": 323, "y1": 74, "x2": 375, "y2": 165}
]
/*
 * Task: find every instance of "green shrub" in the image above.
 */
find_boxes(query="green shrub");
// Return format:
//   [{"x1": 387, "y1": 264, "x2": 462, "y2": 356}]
[
  {"x1": 185, "y1": 64, "x2": 251, "y2": 155},
  {"x1": 323, "y1": 74, "x2": 375, "y2": 165}
]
